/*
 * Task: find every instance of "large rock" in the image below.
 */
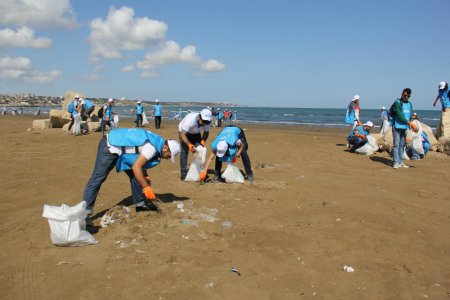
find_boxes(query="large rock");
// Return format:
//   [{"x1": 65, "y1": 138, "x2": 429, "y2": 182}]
[
  {"x1": 49, "y1": 109, "x2": 71, "y2": 128},
  {"x1": 62, "y1": 120, "x2": 101, "y2": 133},
  {"x1": 32, "y1": 119, "x2": 51, "y2": 130},
  {"x1": 435, "y1": 109, "x2": 450, "y2": 140}
]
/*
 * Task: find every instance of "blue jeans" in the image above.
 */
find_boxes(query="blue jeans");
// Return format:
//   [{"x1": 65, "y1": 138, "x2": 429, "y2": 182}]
[
  {"x1": 392, "y1": 126, "x2": 406, "y2": 165},
  {"x1": 82, "y1": 137, "x2": 146, "y2": 213},
  {"x1": 347, "y1": 136, "x2": 367, "y2": 152}
]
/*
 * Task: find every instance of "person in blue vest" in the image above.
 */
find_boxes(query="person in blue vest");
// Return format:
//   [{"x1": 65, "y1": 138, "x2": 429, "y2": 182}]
[
  {"x1": 153, "y1": 99, "x2": 163, "y2": 129},
  {"x1": 199, "y1": 125, "x2": 254, "y2": 182},
  {"x1": 80, "y1": 98, "x2": 95, "y2": 121},
  {"x1": 67, "y1": 95, "x2": 83, "y2": 132},
  {"x1": 344, "y1": 95, "x2": 362, "y2": 127},
  {"x1": 101, "y1": 98, "x2": 115, "y2": 137},
  {"x1": 347, "y1": 121, "x2": 374, "y2": 153},
  {"x1": 178, "y1": 108, "x2": 212, "y2": 180},
  {"x1": 391, "y1": 88, "x2": 419, "y2": 169},
  {"x1": 377, "y1": 106, "x2": 390, "y2": 132},
  {"x1": 82, "y1": 128, "x2": 181, "y2": 224},
  {"x1": 132, "y1": 100, "x2": 145, "y2": 127},
  {"x1": 217, "y1": 108, "x2": 224, "y2": 127},
  {"x1": 433, "y1": 81, "x2": 450, "y2": 112}
]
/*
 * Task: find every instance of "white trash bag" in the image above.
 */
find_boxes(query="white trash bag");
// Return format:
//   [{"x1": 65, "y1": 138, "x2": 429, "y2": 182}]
[
  {"x1": 142, "y1": 113, "x2": 149, "y2": 125},
  {"x1": 185, "y1": 145, "x2": 207, "y2": 182},
  {"x1": 355, "y1": 135, "x2": 379, "y2": 155},
  {"x1": 42, "y1": 201, "x2": 98, "y2": 247},
  {"x1": 410, "y1": 120, "x2": 424, "y2": 155},
  {"x1": 222, "y1": 163, "x2": 245, "y2": 183},
  {"x1": 72, "y1": 113, "x2": 82, "y2": 135}
]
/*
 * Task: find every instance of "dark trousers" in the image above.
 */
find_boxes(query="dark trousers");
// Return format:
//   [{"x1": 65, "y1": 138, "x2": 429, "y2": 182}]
[
  {"x1": 81, "y1": 107, "x2": 95, "y2": 121},
  {"x1": 179, "y1": 133, "x2": 202, "y2": 180},
  {"x1": 155, "y1": 116, "x2": 161, "y2": 129},
  {"x1": 347, "y1": 136, "x2": 367, "y2": 152},
  {"x1": 135, "y1": 114, "x2": 143, "y2": 127},
  {"x1": 215, "y1": 127, "x2": 253, "y2": 176}
]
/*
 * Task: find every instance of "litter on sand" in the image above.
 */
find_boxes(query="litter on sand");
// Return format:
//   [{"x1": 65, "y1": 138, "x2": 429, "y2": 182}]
[
  {"x1": 229, "y1": 267, "x2": 241, "y2": 276},
  {"x1": 342, "y1": 265, "x2": 355, "y2": 272}
]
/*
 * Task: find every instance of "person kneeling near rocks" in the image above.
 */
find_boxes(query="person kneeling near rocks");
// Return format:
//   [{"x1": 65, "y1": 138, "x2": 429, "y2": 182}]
[
  {"x1": 199, "y1": 125, "x2": 254, "y2": 182},
  {"x1": 347, "y1": 121, "x2": 374, "y2": 153},
  {"x1": 82, "y1": 128, "x2": 180, "y2": 225}
]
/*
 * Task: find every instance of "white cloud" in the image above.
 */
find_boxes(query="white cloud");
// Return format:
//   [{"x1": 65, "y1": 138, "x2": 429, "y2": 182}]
[
  {"x1": 89, "y1": 6, "x2": 167, "y2": 62},
  {"x1": 201, "y1": 59, "x2": 225, "y2": 72},
  {"x1": 0, "y1": 56, "x2": 61, "y2": 83},
  {"x1": 121, "y1": 65, "x2": 134, "y2": 72},
  {"x1": 137, "y1": 41, "x2": 225, "y2": 76},
  {"x1": 0, "y1": 26, "x2": 51, "y2": 49},
  {"x1": 0, "y1": 0, "x2": 78, "y2": 29}
]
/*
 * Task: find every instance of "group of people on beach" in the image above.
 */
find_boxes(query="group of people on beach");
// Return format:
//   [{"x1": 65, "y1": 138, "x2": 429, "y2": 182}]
[
  {"x1": 67, "y1": 100, "x2": 252, "y2": 224},
  {"x1": 345, "y1": 81, "x2": 449, "y2": 168}
]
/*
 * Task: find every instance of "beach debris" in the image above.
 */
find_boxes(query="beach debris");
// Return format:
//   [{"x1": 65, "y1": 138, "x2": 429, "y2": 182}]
[
  {"x1": 222, "y1": 221, "x2": 233, "y2": 229},
  {"x1": 322, "y1": 201, "x2": 337, "y2": 207},
  {"x1": 229, "y1": 267, "x2": 241, "y2": 276},
  {"x1": 181, "y1": 218, "x2": 191, "y2": 225},
  {"x1": 176, "y1": 203, "x2": 184, "y2": 212},
  {"x1": 181, "y1": 235, "x2": 189, "y2": 240},
  {"x1": 204, "y1": 281, "x2": 215, "y2": 288},
  {"x1": 256, "y1": 162, "x2": 278, "y2": 169},
  {"x1": 134, "y1": 249, "x2": 145, "y2": 254},
  {"x1": 100, "y1": 205, "x2": 131, "y2": 228},
  {"x1": 57, "y1": 261, "x2": 72, "y2": 265},
  {"x1": 115, "y1": 240, "x2": 128, "y2": 248},
  {"x1": 342, "y1": 265, "x2": 355, "y2": 272}
]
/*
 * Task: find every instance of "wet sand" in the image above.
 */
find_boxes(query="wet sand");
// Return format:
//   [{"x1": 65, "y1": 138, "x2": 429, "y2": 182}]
[{"x1": 0, "y1": 115, "x2": 449, "y2": 299}]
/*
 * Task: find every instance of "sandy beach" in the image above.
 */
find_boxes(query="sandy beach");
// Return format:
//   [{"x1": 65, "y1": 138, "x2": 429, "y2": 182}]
[{"x1": 1, "y1": 115, "x2": 449, "y2": 299}]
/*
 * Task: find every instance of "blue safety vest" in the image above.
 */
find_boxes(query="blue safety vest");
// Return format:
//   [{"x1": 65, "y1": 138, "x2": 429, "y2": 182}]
[
  {"x1": 211, "y1": 126, "x2": 241, "y2": 162},
  {"x1": 422, "y1": 132, "x2": 430, "y2": 155},
  {"x1": 83, "y1": 100, "x2": 94, "y2": 110},
  {"x1": 108, "y1": 128, "x2": 165, "y2": 172},
  {"x1": 394, "y1": 99, "x2": 412, "y2": 130},
  {"x1": 438, "y1": 88, "x2": 450, "y2": 109},
  {"x1": 344, "y1": 104, "x2": 356, "y2": 124},
  {"x1": 103, "y1": 104, "x2": 113, "y2": 121},
  {"x1": 348, "y1": 125, "x2": 368, "y2": 139},
  {"x1": 154, "y1": 104, "x2": 162, "y2": 116},
  {"x1": 68, "y1": 100, "x2": 79, "y2": 116},
  {"x1": 136, "y1": 104, "x2": 143, "y2": 114}
]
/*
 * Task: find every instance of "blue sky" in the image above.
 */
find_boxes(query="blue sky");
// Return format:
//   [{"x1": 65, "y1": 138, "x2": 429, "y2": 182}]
[{"x1": 0, "y1": 0, "x2": 449, "y2": 109}]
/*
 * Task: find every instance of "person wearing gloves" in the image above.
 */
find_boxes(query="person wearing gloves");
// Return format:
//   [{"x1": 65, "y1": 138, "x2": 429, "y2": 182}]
[
  {"x1": 199, "y1": 125, "x2": 254, "y2": 183},
  {"x1": 82, "y1": 128, "x2": 180, "y2": 224},
  {"x1": 391, "y1": 88, "x2": 418, "y2": 169},
  {"x1": 101, "y1": 98, "x2": 115, "y2": 136},
  {"x1": 132, "y1": 100, "x2": 145, "y2": 127},
  {"x1": 178, "y1": 108, "x2": 212, "y2": 180},
  {"x1": 347, "y1": 121, "x2": 374, "y2": 153},
  {"x1": 433, "y1": 81, "x2": 450, "y2": 112},
  {"x1": 67, "y1": 95, "x2": 83, "y2": 133}
]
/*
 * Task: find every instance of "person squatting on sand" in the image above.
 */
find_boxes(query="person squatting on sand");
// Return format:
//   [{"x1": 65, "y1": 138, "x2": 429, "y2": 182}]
[
  {"x1": 391, "y1": 88, "x2": 419, "y2": 169},
  {"x1": 81, "y1": 128, "x2": 180, "y2": 224},
  {"x1": 433, "y1": 81, "x2": 450, "y2": 112},
  {"x1": 132, "y1": 100, "x2": 145, "y2": 127},
  {"x1": 347, "y1": 121, "x2": 374, "y2": 153},
  {"x1": 178, "y1": 108, "x2": 212, "y2": 180},
  {"x1": 199, "y1": 125, "x2": 254, "y2": 183}
]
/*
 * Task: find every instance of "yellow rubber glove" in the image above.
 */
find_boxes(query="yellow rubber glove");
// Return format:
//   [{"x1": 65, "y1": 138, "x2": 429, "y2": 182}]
[
  {"x1": 188, "y1": 143, "x2": 196, "y2": 153},
  {"x1": 142, "y1": 186, "x2": 156, "y2": 200},
  {"x1": 231, "y1": 156, "x2": 239, "y2": 164},
  {"x1": 409, "y1": 122, "x2": 418, "y2": 132},
  {"x1": 199, "y1": 170, "x2": 207, "y2": 181},
  {"x1": 200, "y1": 140, "x2": 205, "y2": 146}
]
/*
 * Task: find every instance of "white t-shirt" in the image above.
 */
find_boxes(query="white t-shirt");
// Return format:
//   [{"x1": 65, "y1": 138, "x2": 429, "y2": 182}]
[
  {"x1": 178, "y1": 112, "x2": 210, "y2": 134},
  {"x1": 106, "y1": 137, "x2": 157, "y2": 160}
]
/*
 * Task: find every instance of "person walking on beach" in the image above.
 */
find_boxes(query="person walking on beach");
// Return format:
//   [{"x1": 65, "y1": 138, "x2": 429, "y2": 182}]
[
  {"x1": 377, "y1": 106, "x2": 390, "y2": 133},
  {"x1": 433, "y1": 81, "x2": 449, "y2": 112},
  {"x1": 233, "y1": 111, "x2": 237, "y2": 123},
  {"x1": 345, "y1": 95, "x2": 362, "y2": 127},
  {"x1": 178, "y1": 108, "x2": 212, "y2": 180},
  {"x1": 217, "y1": 108, "x2": 223, "y2": 127},
  {"x1": 391, "y1": 88, "x2": 418, "y2": 169},
  {"x1": 81, "y1": 128, "x2": 180, "y2": 224},
  {"x1": 80, "y1": 98, "x2": 95, "y2": 121},
  {"x1": 347, "y1": 121, "x2": 374, "y2": 152},
  {"x1": 101, "y1": 98, "x2": 115, "y2": 137},
  {"x1": 153, "y1": 99, "x2": 163, "y2": 129},
  {"x1": 132, "y1": 100, "x2": 145, "y2": 127},
  {"x1": 199, "y1": 125, "x2": 254, "y2": 183}
]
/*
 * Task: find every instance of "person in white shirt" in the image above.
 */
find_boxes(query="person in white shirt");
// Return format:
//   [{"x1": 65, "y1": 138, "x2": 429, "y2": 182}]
[{"x1": 178, "y1": 109, "x2": 212, "y2": 180}]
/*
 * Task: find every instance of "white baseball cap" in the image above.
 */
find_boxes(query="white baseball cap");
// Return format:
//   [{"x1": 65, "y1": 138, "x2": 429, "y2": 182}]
[
  {"x1": 167, "y1": 140, "x2": 180, "y2": 162},
  {"x1": 363, "y1": 121, "x2": 374, "y2": 127},
  {"x1": 216, "y1": 141, "x2": 228, "y2": 158},
  {"x1": 155, "y1": 99, "x2": 159, "y2": 103},
  {"x1": 137, "y1": 100, "x2": 141, "y2": 104},
  {"x1": 352, "y1": 95, "x2": 360, "y2": 101},
  {"x1": 200, "y1": 108, "x2": 212, "y2": 121},
  {"x1": 381, "y1": 106, "x2": 386, "y2": 110},
  {"x1": 75, "y1": 94, "x2": 80, "y2": 99},
  {"x1": 108, "y1": 98, "x2": 114, "y2": 103},
  {"x1": 439, "y1": 81, "x2": 446, "y2": 90}
]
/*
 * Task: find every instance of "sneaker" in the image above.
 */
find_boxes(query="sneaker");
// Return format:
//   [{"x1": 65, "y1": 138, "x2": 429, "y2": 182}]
[
  {"x1": 211, "y1": 175, "x2": 221, "y2": 183},
  {"x1": 399, "y1": 163, "x2": 409, "y2": 168},
  {"x1": 393, "y1": 163, "x2": 400, "y2": 169},
  {"x1": 135, "y1": 203, "x2": 158, "y2": 212},
  {"x1": 85, "y1": 215, "x2": 94, "y2": 226},
  {"x1": 247, "y1": 174, "x2": 254, "y2": 182}
]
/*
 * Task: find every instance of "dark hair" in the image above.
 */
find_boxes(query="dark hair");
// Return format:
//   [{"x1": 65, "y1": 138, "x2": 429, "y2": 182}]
[
  {"x1": 402, "y1": 88, "x2": 412, "y2": 95},
  {"x1": 444, "y1": 83, "x2": 449, "y2": 90}
]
